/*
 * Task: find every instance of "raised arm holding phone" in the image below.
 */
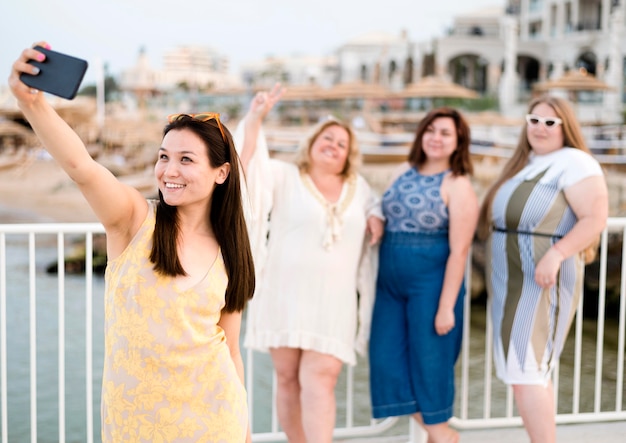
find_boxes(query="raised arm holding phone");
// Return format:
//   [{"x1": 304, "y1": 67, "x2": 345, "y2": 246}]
[{"x1": 9, "y1": 42, "x2": 255, "y2": 443}]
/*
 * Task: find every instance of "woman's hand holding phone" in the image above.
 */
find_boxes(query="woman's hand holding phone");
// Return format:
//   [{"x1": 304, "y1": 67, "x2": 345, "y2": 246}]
[{"x1": 18, "y1": 45, "x2": 88, "y2": 100}]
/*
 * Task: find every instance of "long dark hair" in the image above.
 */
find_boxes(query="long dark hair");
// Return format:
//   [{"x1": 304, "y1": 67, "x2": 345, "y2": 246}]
[
  {"x1": 150, "y1": 115, "x2": 255, "y2": 312},
  {"x1": 408, "y1": 107, "x2": 473, "y2": 176}
]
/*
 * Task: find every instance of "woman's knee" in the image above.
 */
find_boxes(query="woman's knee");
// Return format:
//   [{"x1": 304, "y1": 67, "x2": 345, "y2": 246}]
[
  {"x1": 300, "y1": 351, "x2": 342, "y2": 390},
  {"x1": 271, "y1": 347, "x2": 302, "y2": 385}
]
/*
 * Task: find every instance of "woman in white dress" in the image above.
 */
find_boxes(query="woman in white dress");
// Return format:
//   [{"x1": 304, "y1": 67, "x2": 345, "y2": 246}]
[{"x1": 238, "y1": 84, "x2": 383, "y2": 443}]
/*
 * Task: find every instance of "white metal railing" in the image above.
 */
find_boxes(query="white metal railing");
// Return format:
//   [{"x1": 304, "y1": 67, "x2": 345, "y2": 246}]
[
  {"x1": 0, "y1": 220, "x2": 625, "y2": 442},
  {"x1": 0, "y1": 223, "x2": 103, "y2": 443},
  {"x1": 451, "y1": 218, "x2": 626, "y2": 431}
]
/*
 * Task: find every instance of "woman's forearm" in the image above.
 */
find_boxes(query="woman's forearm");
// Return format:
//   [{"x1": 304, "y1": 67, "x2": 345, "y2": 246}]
[
  {"x1": 240, "y1": 116, "x2": 262, "y2": 173},
  {"x1": 553, "y1": 215, "x2": 607, "y2": 259},
  {"x1": 438, "y1": 251, "x2": 469, "y2": 310},
  {"x1": 18, "y1": 99, "x2": 94, "y2": 184}
]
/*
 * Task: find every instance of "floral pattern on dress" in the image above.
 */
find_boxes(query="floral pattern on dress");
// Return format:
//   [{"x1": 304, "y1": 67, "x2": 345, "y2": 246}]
[{"x1": 101, "y1": 201, "x2": 247, "y2": 442}]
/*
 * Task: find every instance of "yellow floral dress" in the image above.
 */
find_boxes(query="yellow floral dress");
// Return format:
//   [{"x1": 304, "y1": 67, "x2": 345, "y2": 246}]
[{"x1": 101, "y1": 201, "x2": 247, "y2": 442}]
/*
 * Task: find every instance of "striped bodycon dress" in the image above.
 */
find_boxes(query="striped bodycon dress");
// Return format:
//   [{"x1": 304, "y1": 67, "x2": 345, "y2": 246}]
[{"x1": 487, "y1": 147, "x2": 604, "y2": 384}]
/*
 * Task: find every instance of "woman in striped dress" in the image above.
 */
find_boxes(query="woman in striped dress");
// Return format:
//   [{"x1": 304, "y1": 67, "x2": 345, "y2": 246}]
[{"x1": 478, "y1": 96, "x2": 608, "y2": 443}]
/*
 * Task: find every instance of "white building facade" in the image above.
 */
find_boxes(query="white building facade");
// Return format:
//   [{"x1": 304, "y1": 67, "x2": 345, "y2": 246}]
[
  {"x1": 120, "y1": 45, "x2": 242, "y2": 95},
  {"x1": 159, "y1": 45, "x2": 240, "y2": 91},
  {"x1": 334, "y1": 30, "x2": 418, "y2": 90},
  {"x1": 240, "y1": 30, "x2": 420, "y2": 92},
  {"x1": 116, "y1": 1, "x2": 625, "y2": 121},
  {"x1": 436, "y1": 1, "x2": 625, "y2": 119},
  {"x1": 239, "y1": 54, "x2": 339, "y2": 90}
]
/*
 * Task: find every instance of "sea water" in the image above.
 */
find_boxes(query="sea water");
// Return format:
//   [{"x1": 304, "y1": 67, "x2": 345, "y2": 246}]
[{"x1": 1, "y1": 232, "x2": 105, "y2": 443}]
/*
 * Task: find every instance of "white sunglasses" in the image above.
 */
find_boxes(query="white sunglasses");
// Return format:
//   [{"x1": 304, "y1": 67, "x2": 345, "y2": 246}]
[{"x1": 526, "y1": 114, "x2": 563, "y2": 128}]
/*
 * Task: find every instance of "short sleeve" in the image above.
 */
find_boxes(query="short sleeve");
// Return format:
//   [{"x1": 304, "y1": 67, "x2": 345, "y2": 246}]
[{"x1": 560, "y1": 148, "x2": 604, "y2": 188}]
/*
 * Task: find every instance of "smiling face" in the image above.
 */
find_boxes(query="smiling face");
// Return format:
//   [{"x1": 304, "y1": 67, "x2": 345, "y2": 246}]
[
  {"x1": 309, "y1": 124, "x2": 351, "y2": 175},
  {"x1": 154, "y1": 128, "x2": 229, "y2": 209},
  {"x1": 421, "y1": 116, "x2": 458, "y2": 164},
  {"x1": 526, "y1": 102, "x2": 565, "y2": 155}
]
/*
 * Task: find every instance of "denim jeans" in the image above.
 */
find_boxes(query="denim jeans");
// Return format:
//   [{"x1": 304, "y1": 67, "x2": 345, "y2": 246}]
[{"x1": 369, "y1": 231, "x2": 464, "y2": 425}]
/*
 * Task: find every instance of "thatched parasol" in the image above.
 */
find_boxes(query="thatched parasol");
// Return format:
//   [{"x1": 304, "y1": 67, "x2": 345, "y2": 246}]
[
  {"x1": 0, "y1": 120, "x2": 39, "y2": 151},
  {"x1": 395, "y1": 76, "x2": 479, "y2": 99},
  {"x1": 533, "y1": 69, "x2": 616, "y2": 93},
  {"x1": 322, "y1": 81, "x2": 390, "y2": 100},
  {"x1": 280, "y1": 84, "x2": 327, "y2": 101},
  {"x1": 206, "y1": 87, "x2": 248, "y2": 97},
  {"x1": 465, "y1": 111, "x2": 523, "y2": 126}
]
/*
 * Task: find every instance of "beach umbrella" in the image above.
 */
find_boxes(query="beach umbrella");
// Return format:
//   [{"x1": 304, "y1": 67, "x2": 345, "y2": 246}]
[
  {"x1": 280, "y1": 84, "x2": 327, "y2": 101},
  {"x1": 315, "y1": 81, "x2": 392, "y2": 121},
  {"x1": 206, "y1": 86, "x2": 248, "y2": 97},
  {"x1": 271, "y1": 84, "x2": 331, "y2": 125},
  {"x1": 321, "y1": 81, "x2": 391, "y2": 100},
  {"x1": 465, "y1": 111, "x2": 523, "y2": 126},
  {"x1": 533, "y1": 69, "x2": 616, "y2": 93},
  {"x1": 394, "y1": 75, "x2": 480, "y2": 99}
]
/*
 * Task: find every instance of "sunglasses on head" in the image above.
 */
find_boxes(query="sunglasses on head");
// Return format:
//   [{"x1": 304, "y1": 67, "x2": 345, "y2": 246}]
[
  {"x1": 167, "y1": 112, "x2": 227, "y2": 142},
  {"x1": 525, "y1": 114, "x2": 563, "y2": 128}
]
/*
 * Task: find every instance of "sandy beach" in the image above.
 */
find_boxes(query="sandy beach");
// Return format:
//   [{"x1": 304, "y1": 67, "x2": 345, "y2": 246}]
[{"x1": 0, "y1": 155, "x2": 100, "y2": 223}]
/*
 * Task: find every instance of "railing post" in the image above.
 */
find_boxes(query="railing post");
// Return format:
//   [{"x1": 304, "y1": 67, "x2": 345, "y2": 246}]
[
  {"x1": 1, "y1": 234, "x2": 7, "y2": 443},
  {"x1": 408, "y1": 419, "x2": 428, "y2": 443}
]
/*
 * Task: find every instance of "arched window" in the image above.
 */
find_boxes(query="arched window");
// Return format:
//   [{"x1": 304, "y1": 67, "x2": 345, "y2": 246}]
[
  {"x1": 404, "y1": 58, "x2": 414, "y2": 85},
  {"x1": 389, "y1": 60, "x2": 397, "y2": 82},
  {"x1": 575, "y1": 51, "x2": 597, "y2": 75}
]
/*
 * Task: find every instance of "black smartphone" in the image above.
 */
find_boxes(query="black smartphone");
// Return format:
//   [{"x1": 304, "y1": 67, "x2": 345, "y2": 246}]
[{"x1": 20, "y1": 46, "x2": 88, "y2": 100}]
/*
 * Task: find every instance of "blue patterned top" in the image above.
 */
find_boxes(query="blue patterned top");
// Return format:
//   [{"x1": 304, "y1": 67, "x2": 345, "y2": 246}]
[{"x1": 382, "y1": 167, "x2": 449, "y2": 234}]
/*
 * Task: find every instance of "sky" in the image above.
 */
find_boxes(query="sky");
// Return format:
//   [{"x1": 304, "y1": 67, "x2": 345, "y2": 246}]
[{"x1": 1, "y1": 0, "x2": 501, "y2": 86}]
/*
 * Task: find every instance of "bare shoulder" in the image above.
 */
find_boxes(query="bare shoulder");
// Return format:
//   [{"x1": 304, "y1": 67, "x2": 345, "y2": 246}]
[
  {"x1": 105, "y1": 190, "x2": 150, "y2": 259},
  {"x1": 444, "y1": 173, "x2": 478, "y2": 205},
  {"x1": 444, "y1": 173, "x2": 474, "y2": 191}
]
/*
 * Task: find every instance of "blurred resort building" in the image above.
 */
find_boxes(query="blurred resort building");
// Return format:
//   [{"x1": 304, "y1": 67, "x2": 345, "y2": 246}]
[{"x1": 117, "y1": 0, "x2": 626, "y2": 123}]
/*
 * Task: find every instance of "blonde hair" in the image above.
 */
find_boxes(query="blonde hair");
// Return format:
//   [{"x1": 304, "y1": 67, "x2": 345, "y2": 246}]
[
  {"x1": 294, "y1": 117, "x2": 361, "y2": 178},
  {"x1": 477, "y1": 95, "x2": 599, "y2": 263}
]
